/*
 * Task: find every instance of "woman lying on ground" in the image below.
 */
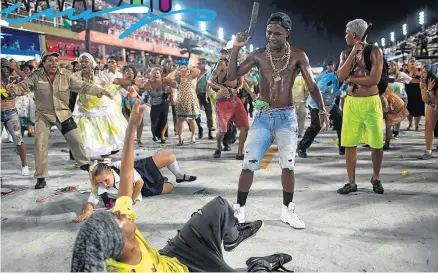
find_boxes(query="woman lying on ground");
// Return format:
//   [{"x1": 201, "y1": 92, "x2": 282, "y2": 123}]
[
  {"x1": 71, "y1": 99, "x2": 293, "y2": 272},
  {"x1": 72, "y1": 151, "x2": 197, "y2": 223}
]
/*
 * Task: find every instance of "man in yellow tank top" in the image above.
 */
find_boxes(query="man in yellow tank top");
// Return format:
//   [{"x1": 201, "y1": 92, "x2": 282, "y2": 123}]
[{"x1": 72, "y1": 100, "x2": 293, "y2": 272}]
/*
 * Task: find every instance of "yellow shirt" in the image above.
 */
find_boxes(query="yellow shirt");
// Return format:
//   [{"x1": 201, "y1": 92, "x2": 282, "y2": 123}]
[
  {"x1": 292, "y1": 75, "x2": 309, "y2": 107},
  {"x1": 106, "y1": 196, "x2": 189, "y2": 272}
]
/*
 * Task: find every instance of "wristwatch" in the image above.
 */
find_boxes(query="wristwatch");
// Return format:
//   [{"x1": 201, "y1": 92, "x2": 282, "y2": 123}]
[{"x1": 427, "y1": 89, "x2": 435, "y2": 96}]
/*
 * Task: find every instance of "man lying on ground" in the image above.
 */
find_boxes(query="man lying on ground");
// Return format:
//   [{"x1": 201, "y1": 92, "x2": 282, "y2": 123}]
[{"x1": 71, "y1": 99, "x2": 293, "y2": 272}]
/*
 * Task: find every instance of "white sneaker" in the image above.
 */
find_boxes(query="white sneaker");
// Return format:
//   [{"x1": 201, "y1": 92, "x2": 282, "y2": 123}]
[
  {"x1": 281, "y1": 202, "x2": 305, "y2": 229},
  {"x1": 232, "y1": 203, "x2": 246, "y2": 223},
  {"x1": 21, "y1": 166, "x2": 30, "y2": 176}
]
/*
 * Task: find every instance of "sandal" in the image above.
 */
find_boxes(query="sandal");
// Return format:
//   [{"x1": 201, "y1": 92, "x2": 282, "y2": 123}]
[
  {"x1": 176, "y1": 141, "x2": 184, "y2": 147},
  {"x1": 176, "y1": 174, "x2": 197, "y2": 183}
]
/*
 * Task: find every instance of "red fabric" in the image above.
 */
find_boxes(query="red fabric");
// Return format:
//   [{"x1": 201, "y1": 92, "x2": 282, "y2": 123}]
[{"x1": 216, "y1": 96, "x2": 249, "y2": 133}]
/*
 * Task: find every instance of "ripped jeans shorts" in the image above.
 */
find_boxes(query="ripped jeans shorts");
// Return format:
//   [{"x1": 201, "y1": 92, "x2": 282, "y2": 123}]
[{"x1": 242, "y1": 107, "x2": 298, "y2": 171}]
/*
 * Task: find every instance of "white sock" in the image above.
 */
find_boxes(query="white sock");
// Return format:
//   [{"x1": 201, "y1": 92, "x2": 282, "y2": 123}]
[
  {"x1": 167, "y1": 161, "x2": 183, "y2": 179},
  {"x1": 427, "y1": 150, "x2": 432, "y2": 154}
]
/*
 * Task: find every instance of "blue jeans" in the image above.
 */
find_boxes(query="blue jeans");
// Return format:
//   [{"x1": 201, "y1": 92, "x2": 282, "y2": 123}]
[
  {"x1": 1, "y1": 109, "x2": 23, "y2": 145},
  {"x1": 243, "y1": 108, "x2": 298, "y2": 171}
]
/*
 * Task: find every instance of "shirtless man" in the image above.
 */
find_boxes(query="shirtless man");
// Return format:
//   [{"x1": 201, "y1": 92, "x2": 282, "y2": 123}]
[
  {"x1": 228, "y1": 12, "x2": 329, "y2": 229},
  {"x1": 336, "y1": 19, "x2": 385, "y2": 195}
]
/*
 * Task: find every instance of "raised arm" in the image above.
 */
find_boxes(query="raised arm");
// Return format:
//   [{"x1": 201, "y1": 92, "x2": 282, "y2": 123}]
[
  {"x1": 228, "y1": 48, "x2": 256, "y2": 81},
  {"x1": 69, "y1": 74, "x2": 113, "y2": 99},
  {"x1": 337, "y1": 48, "x2": 355, "y2": 82},
  {"x1": 189, "y1": 67, "x2": 201, "y2": 80},
  {"x1": 6, "y1": 73, "x2": 36, "y2": 97},
  {"x1": 118, "y1": 99, "x2": 146, "y2": 197},
  {"x1": 349, "y1": 47, "x2": 383, "y2": 86}
]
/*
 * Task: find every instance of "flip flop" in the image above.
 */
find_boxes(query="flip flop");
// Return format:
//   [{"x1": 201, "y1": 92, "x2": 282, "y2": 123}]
[{"x1": 177, "y1": 174, "x2": 197, "y2": 183}]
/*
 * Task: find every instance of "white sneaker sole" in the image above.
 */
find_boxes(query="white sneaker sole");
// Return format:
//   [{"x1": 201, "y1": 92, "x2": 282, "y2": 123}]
[{"x1": 281, "y1": 216, "x2": 305, "y2": 229}]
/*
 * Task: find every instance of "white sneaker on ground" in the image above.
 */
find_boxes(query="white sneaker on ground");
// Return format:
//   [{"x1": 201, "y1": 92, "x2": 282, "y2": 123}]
[
  {"x1": 281, "y1": 202, "x2": 305, "y2": 229},
  {"x1": 232, "y1": 203, "x2": 246, "y2": 223},
  {"x1": 21, "y1": 166, "x2": 30, "y2": 176}
]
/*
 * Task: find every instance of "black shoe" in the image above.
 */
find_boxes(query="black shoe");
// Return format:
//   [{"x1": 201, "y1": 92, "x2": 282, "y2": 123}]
[
  {"x1": 223, "y1": 220, "x2": 264, "y2": 252},
  {"x1": 246, "y1": 253, "x2": 293, "y2": 272},
  {"x1": 297, "y1": 148, "x2": 307, "y2": 158},
  {"x1": 236, "y1": 154, "x2": 244, "y2": 160},
  {"x1": 160, "y1": 139, "x2": 166, "y2": 144},
  {"x1": 199, "y1": 127, "x2": 204, "y2": 139},
  {"x1": 176, "y1": 174, "x2": 197, "y2": 183},
  {"x1": 80, "y1": 164, "x2": 90, "y2": 172},
  {"x1": 337, "y1": 183, "x2": 357, "y2": 194},
  {"x1": 152, "y1": 136, "x2": 158, "y2": 142},
  {"x1": 214, "y1": 150, "x2": 221, "y2": 158},
  {"x1": 371, "y1": 178, "x2": 384, "y2": 194},
  {"x1": 208, "y1": 130, "x2": 214, "y2": 140},
  {"x1": 392, "y1": 131, "x2": 399, "y2": 138},
  {"x1": 223, "y1": 145, "x2": 231, "y2": 152},
  {"x1": 383, "y1": 142, "x2": 390, "y2": 150},
  {"x1": 35, "y1": 178, "x2": 46, "y2": 189}
]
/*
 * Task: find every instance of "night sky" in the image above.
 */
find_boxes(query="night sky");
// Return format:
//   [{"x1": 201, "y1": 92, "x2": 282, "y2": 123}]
[{"x1": 170, "y1": 0, "x2": 437, "y2": 66}]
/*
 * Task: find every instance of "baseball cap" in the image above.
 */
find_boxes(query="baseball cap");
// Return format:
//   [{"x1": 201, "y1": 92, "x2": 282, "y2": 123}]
[
  {"x1": 267, "y1": 12, "x2": 292, "y2": 31},
  {"x1": 41, "y1": 51, "x2": 59, "y2": 61}
]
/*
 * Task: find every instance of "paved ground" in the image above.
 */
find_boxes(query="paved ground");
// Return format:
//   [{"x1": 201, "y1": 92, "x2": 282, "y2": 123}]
[{"x1": 1, "y1": 112, "x2": 438, "y2": 272}]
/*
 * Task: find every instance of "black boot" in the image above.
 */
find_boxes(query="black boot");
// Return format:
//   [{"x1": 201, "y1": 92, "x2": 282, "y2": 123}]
[
  {"x1": 208, "y1": 129, "x2": 214, "y2": 140},
  {"x1": 199, "y1": 127, "x2": 204, "y2": 139},
  {"x1": 214, "y1": 149, "x2": 221, "y2": 158},
  {"x1": 35, "y1": 178, "x2": 46, "y2": 189}
]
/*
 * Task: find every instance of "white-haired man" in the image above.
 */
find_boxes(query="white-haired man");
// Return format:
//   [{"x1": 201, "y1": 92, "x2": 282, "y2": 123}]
[{"x1": 337, "y1": 19, "x2": 385, "y2": 195}]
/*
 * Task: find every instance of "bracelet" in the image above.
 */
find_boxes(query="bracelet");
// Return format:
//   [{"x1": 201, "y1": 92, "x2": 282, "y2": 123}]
[
  {"x1": 318, "y1": 110, "x2": 328, "y2": 115},
  {"x1": 427, "y1": 90, "x2": 435, "y2": 96}
]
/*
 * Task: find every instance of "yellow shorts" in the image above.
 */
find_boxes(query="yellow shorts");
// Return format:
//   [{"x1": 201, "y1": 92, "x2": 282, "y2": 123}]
[{"x1": 341, "y1": 95, "x2": 384, "y2": 149}]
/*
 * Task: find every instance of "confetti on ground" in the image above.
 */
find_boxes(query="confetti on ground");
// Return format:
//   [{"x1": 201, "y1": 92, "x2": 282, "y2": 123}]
[
  {"x1": 399, "y1": 131, "x2": 406, "y2": 135},
  {"x1": 36, "y1": 186, "x2": 78, "y2": 203},
  {"x1": 1, "y1": 217, "x2": 8, "y2": 222},
  {"x1": 30, "y1": 160, "x2": 35, "y2": 164},
  {"x1": 64, "y1": 164, "x2": 79, "y2": 169},
  {"x1": 401, "y1": 171, "x2": 413, "y2": 176},
  {"x1": 400, "y1": 154, "x2": 405, "y2": 158},
  {"x1": 193, "y1": 188, "x2": 210, "y2": 196}
]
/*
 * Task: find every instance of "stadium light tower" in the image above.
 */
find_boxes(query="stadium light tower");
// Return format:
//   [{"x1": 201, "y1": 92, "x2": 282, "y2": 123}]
[
  {"x1": 390, "y1": 32, "x2": 395, "y2": 43},
  {"x1": 419, "y1": 11, "x2": 425, "y2": 31},
  {"x1": 175, "y1": 4, "x2": 182, "y2": 22},
  {"x1": 218, "y1": 27, "x2": 224, "y2": 40},
  {"x1": 200, "y1": 22, "x2": 206, "y2": 33},
  {"x1": 381, "y1": 38, "x2": 385, "y2": 48},
  {"x1": 402, "y1": 23, "x2": 407, "y2": 40}
]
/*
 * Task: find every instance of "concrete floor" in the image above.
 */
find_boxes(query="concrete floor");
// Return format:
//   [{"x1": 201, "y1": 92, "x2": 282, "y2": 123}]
[{"x1": 1, "y1": 113, "x2": 438, "y2": 272}]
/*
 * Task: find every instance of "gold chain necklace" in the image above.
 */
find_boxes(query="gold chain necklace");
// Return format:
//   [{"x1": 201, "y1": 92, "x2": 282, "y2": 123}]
[{"x1": 265, "y1": 42, "x2": 291, "y2": 99}]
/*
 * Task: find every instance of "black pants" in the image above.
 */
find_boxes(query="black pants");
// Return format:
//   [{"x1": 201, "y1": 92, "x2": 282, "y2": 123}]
[
  {"x1": 159, "y1": 197, "x2": 270, "y2": 272},
  {"x1": 196, "y1": 93, "x2": 213, "y2": 131},
  {"x1": 171, "y1": 104, "x2": 177, "y2": 132},
  {"x1": 150, "y1": 101, "x2": 169, "y2": 139},
  {"x1": 299, "y1": 105, "x2": 343, "y2": 151},
  {"x1": 242, "y1": 96, "x2": 254, "y2": 117}
]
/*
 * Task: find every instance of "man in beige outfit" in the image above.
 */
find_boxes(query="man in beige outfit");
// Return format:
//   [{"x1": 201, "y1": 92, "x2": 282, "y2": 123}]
[{"x1": 6, "y1": 51, "x2": 113, "y2": 189}]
